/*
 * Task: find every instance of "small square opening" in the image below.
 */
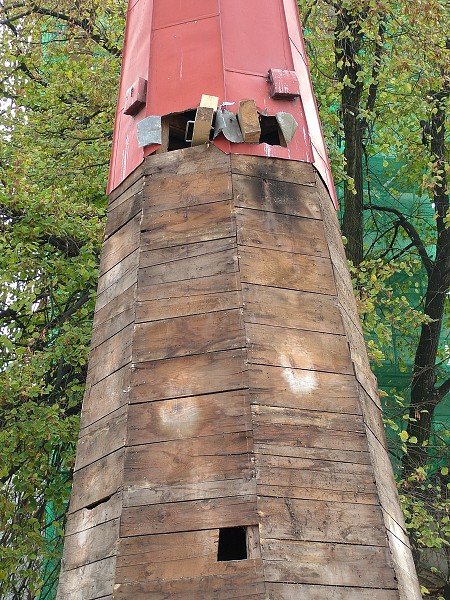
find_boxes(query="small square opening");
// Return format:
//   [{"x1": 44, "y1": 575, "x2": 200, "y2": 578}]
[{"x1": 217, "y1": 526, "x2": 248, "y2": 561}]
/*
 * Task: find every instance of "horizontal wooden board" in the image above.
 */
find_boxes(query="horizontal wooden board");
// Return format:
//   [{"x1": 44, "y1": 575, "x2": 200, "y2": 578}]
[
  {"x1": 87, "y1": 323, "x2": 133, "y2": 385},
  {"x1": 140, "y1": 201, "x2": 235, "y2": 247},
  {"x1": 69, "y1": 449, "x2": 124, "y2": 514},
  {"x1": 266, "y1": 583, "x2": 399, "y2": 600},
  {"x1": 116, "y1": 531, "x2": 262, "y2": 585},
  {"x1": 232, "y1": 174, "x2": 320, "y2": 219},
  {"x1": 387, "y1": 530, "x2": 422, "y2": 600},
  {"x1": 133, "y1": 309, "x2": 245, "y2": 362},
  {"x1": 80, "y1": 365, "x2": 131, "y2": 430},
  {"x1": 258, "y1": 497, "x2": 387, "y2": 546},
  {"x1": 65, "y1": 492, "x2": 122, "y2": 536},
  {"x1": 144, "y1": 144, "x2": 230, "y2": 178},
  {"x1": 231, "y1": 154, "x2": 316, "y2": 186},
  {"x1": 256, "y1": 466, "x2": 377, "y2": 498},
  {"x1": 136, "y1": 290, "x2": 242, "y2": 323},
  {"x1": 76, "y1": 406, "x2": 127, "y2": 471},
  {"x1": 96, "y1": 247, "x2": 138, "y2": 303},
  {"x1": 130, "y1": 350, "x2": 247, "y2": 403},
  {"x1": 246, "y1": 323, "x2": 353, "y2": 375},
  {"x1": 248, "y1": 364, "x2": 360, "y2": 413},
  {"x1": 261, "y1": 539, "x2": 397, "y2": 588},
  {"x1": 108, "y1": 163, "x2": 143, "y2": 204},
  {"x1": 138, "y1": 246, "x2": 237, "y2": 287},
  {"x1": 239, "y1": 246, "x2": 336, "y2": 295},
  {"x1": 100, "y1": 213, "x2": 141, "y2": 274},
  {"x1": 127, "y1": 391, "x2": 251, "y2": 445},
  {"x1": 139, "y1": 237, "x2": 236, "y2": 268},
  {"x1": 92, "y1": 285, "x2": 135, "y2": 349},
  {"x1": 120, "y1": 495, "x2": 258, "y2": 537},
  {"x1": 256, "y1": 454, "x2": 375, "y2": 479},
  {"x1": 60, "y1": 518, "x2": 119, "y2": 571},
  {"x1": 56, "y1": 556, "x2": 115, "y2": 600},
  {"x1": 243, "y1": 285, "x2": 343, "y2": 335},
  {"x1": 105, "y1": 189, "x2": 142, "y2": 240},
  {"x1": 236, "y1": 207, "x2": 329, "y2": 257},
  {"x1": 253, "y1": 441, "x2": 370, "y2": 466},
  {"x1": 144, "y1": 168, "x2": 232, "y2": 213},
  {"x1": 256, "y1": 483, "x2": 379, "y2": 505},
  {"x1": 137, "y1": 272, "x2": 240, "y2": 303}
]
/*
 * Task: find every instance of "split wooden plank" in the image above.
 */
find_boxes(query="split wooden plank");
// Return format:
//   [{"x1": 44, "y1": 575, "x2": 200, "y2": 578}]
[
  {"x1": 137, "y1": 272, "x2": 240, "y2": 303},
  {"x1": 91, "y1": 287, "x2": 135, "y2": 350},
  {"x1": 120, "y1": 495, "x2": 258, "y2": 537},
  {"x1": 246, "y1": 323, "x2": 353, "y2": 375},
  {"x1": 104, "y1": 189, "x2": 142, "y2": 240},
  {"x1": 65, "y1": 492, "x2": 122, "y2": 536},
  {"x1": 258, "y1": 497, "x2": 387, "y2": 547},
  {"x1": 239, "y1": 246, "x2": 336, "y2": 295},
  {"x1": 130, "y1": 349, "x2": 247, "y2": 403},
  {"x1": 256, "y1": 454, "x2": 375, "y2": 479},
  {"x1": 140, "y1": 201, "x2": 236, "y2": 249},
  {"x1": 99, "y1": 213, "x2": 141, "y2": 274},
  {"x1": 143, "y1": 168, "x2": 232, "y2": 213},
  {"x1": 75, "y1": 406, "x2": 127, "y2": 471},
  {"x1": 144, "y1": 144, "x2": 230, "y2": 178},
  {"x1": 139, "y1": 237, "x2": 236, "y2": 268},
  {"x1": 231, "y1": 154, "x2": 316, "y2": 186},
  {"x1": 253, "y1": 441, "x2": 371, "y2": 465},
  {"x1": 242, "y1": 284, "x2": 343, "y2": 335},
  {"x1": 236, "y1": 208, "x2": 329, "y2": 258},
  {"x1": 232, "y1": 173, "x2": 320, "y2": 219},
  {"x1": 248, "y1": 364, "x2": 360, "y2": 413},
  {"x1": 95, "y1": 248, "x2": 138, "y2": 312},
  {"x1": 133, "y1": 309, "x2": 245, "y2": 362},
  {"x1": 60, "y1": 518, "x2": 120, "y2": 572},
  {"x1": 69, "y1": 449, "x2": 124, "y2": 514},
  {"x1": 265, "y1": 583, "x2": 399, "y2": 600},
  {"x1": 261, "y1": 539, "x2": 397, "y2": 588},
  {"x1": 55, "y1": 556, "x2": 116, "y2": 600},
  {"x1": 87, "y1": 323, "x2": 133, "y2": 385},
  {"x1": 80, "y1": 364, "x2": 131, "y2": 431},
  {"x1": 256, "y1": 482, "x2": 379, "y2": 505},
  {"x1": 127, "y1": 391, "x2": 251, "y2": 445}
]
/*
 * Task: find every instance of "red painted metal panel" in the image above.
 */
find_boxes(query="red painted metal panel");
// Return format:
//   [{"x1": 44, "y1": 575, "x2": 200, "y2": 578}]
[{"x1": 108, "y1": 0, "x2": 338, "y2": 208}]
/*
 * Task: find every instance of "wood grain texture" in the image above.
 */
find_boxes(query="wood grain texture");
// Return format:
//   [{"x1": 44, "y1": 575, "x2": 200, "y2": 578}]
[
  {"x1": 137, "y1": 273, "x2": 240, "y2": 303},
  {"x1": 266, "y1": 583, "x2": 399, "y2": 600},
  {"x1": 56, "y1": 556, "x2": 116, "y2": 600},
  {"x1": 60, "y1": 518, "x2": 120, "y2": 571},
  {"x1": 242, "y1": 284, "x2": 343, "y2": 335},
  {"x1": 104, "y1": 188, "x2": 142, "y2": 240},
  {"x1": 236, "y1": 207, "x2": 329, "y2": 257},
  {"x1": 87, "y1": 323, "x2": 133, "y2": 385},
  {"x1": 65, "y1": 492, "x2": 122, "y2": 536},
  {"x1": 144, "y1": 144, "x2": 230, "y2": 178},
  {"x1": 231, "y1": 154, "x2": 316, "y2": 186},
  {"x1": 139, "y1": 237, "x2": 236, "y2": 269},
  {"x1": 130, "y1": 349, "x2": 247, "y2": 403},
  {"x1": 99, "y1": 213, "x2": 141, "y2": 274},
  {"x1": 239, "y1": 246, "x2": 336, "y2": 295},
  {"x1": 76, "y1": 406, "x2": 127, "y2": 471}
]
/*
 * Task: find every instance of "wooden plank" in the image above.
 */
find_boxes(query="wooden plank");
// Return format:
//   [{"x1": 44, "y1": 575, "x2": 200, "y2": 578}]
[
  {"x1": 75, "y1": 406, "x2": 127, "y2": 471},
  {"x1": 242, "y1": 285, "x2": 343, "y2": 335},
  {"x1": 238, "y1": 99, "x2": 261, "y2": 142},
  {"x1": 137, "y1": 273, "x2": 239, "y2": 303},
  {"x1": 65, "y1": 492, "x2": 122, "y2": 536},
  {"x1": 232, "y1": 173, "x2": 320, "y2": 219},
  {"x1": 246, "y1": 323, "x2": 353, "y2": 375},
  {"x1": 91, "y1": 287, "x2": 135, "y2": 349},
  {"x1": 143, "y1": 168, "x2": 232, "y2": 213},
  {"x1": 80, "y1": 364, "x2": 131, "y2": 430},
  {"x1": 99, "y1": 213, "x2": 141, "y2": 274},
  {"x1": 136, "y1": 290, "x2": 241, "y2": 323},
  {"x1": 133, "y1": 309, "x2": 245, "y2": 362},
  {"x1": 387, "y1": 531, "x2": 423, "y2": 600},
  {"x1": 56, "y1": 556, "x2": 115, "y2": 600},
  {"x1": 95, "y1": 249, "x2": 138, "y2": 312},
  {"x1": 256, "y1": 454, "x2": 375, "y2": 479},
  {"x1": 69, "y1": 449, "x2": 124, "y2": 514},
  {"x1": 60, "y1": 518, "x2": 120, "y2": 571},
  {"x1": 258, "y1": 497, "x2": 387, "y2": 546},
  {"x1": 248, "y1": 364, "x2": 360, "y2": 413},
  {"x1": 114, "y1": 571, "x2": 265, "y2": 600},
  {"x1": 127, "y1": 391, "x2": 251, "y2": 445},
  {"x1": 138, "y1": 246, "x2": 237, "y2": 287},
  {"x1": 236, "y1": 208, "x2": 329, "y2": 257},
  {"x1": 140, "y1": 201, "x2": 236, "y2": 249},
  {"x1": 87, "y1": 323, "x2": 133, "y2": 385},
  {"x1": 231, "y1": 154, "x2": 316, "y2": 186},
  {"x1": 123, "y1": 433, "x2": 252, "y2": 499},
  {"x1": 191, "y1": 105, "x2": 215, "y2": 145},
  {"x1": 139, "y1": 237, "x2": 236, "y2": 268},
  {"x1": 108, "y1": 163, "x2": 143, "y2": 204},
  {"x1": 266, "y1": 583, "x2": 399, "y2": 600},
  {"x1": 105, "y1": 189, "x2": 142, "y2": 240},
  {"x1": 261, "y1": 539, "x2": 397, "y2": 588},
  {"x1": 256, "y1": 466, "x2": 377, "y2": 498},
  {"x1": 120, "y1": 495, "x2": 258, "y2": 537},
  {"x1": 239, "y1": 246, "x2": 336, "y2": 295},
  {"x1": 144, "y1": 144, "x2": 230, "y2": 178},
  {"x1": 130, "y1": 349, "x2": 247, "y2": 403},
  {"x1": 253, "y1": 441, "x2": 370, "y2": 465}
]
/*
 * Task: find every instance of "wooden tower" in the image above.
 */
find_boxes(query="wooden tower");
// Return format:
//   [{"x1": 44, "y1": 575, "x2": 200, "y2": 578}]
[{"x1": 57, "y1": 1, "x2": 422, "y2": 599}]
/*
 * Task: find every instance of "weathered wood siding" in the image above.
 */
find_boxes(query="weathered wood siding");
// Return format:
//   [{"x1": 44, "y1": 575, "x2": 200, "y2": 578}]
[{"x1": 57, "y1": 145, "x2": 420, "y2": 600}]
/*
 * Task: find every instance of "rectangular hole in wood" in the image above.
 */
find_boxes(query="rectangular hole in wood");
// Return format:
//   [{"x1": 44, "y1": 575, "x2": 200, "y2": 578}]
[
  {"x1": 217, "y1": 526, "x2": 248, "y2": 561},
  {"x1": 167, "y1": 110, "x2": 197, "y2": 151}
]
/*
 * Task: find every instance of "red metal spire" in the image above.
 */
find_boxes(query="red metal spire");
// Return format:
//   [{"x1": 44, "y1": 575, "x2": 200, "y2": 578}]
[{"x1": 108, "y1": 0, "x2": 337, "y2": 206}]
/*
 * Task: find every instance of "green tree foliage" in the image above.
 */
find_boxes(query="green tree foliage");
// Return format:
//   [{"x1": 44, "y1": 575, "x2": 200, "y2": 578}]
[
  {"x1": 0, "y1": 1, "x2": 125, "y2": 596},
  {"x1": 298, "y1": 0, "x2": 449, "y2": 595}
]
